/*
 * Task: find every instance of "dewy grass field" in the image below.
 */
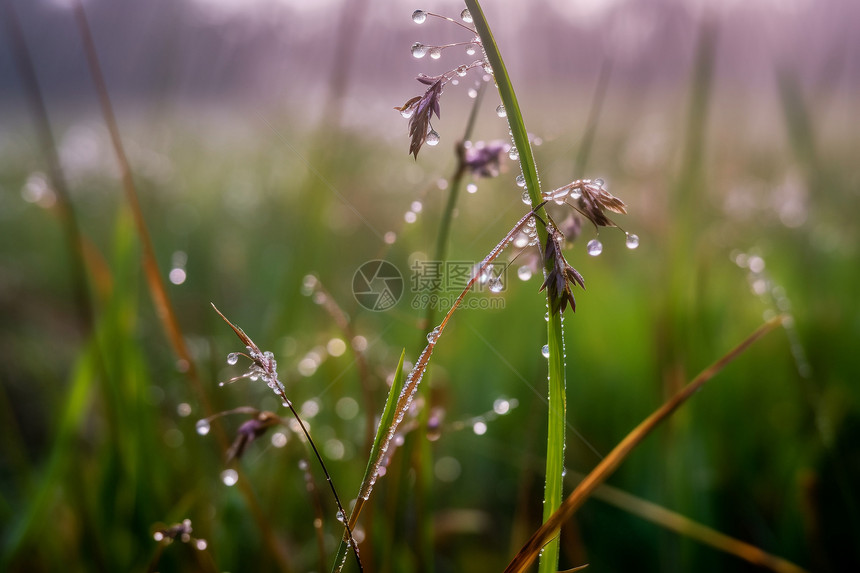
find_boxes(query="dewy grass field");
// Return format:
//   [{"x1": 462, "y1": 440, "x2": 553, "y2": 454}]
[{"x1": 1, "y1": 0, "x2": 859, "y2": 571}]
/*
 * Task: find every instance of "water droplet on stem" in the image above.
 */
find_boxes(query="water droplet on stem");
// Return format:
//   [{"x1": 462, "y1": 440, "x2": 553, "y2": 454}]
[
  {"x1": 625, "y1": 233, "x2": 640, "y2": 249},
  {"x1": 587, "y1": 239, "x2": 603, "y2": 256},
  {"x1": 411, "y1": 43, "x2": 427, "y2": 58},
  {"x1": 195, "y1": 419, "x2": 210, "y2": 435},
  {"x1": 411, "y1": 9, "x2": 427, "y2": 24}
]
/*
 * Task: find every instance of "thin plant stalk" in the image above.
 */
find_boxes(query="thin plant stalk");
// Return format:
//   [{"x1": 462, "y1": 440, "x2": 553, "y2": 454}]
[
  {"x1": 332, "y1": 206, "x2": 545, "y2": 572},
  {"x1": 212, "y1": 305, "x2": 363, "y2": 573},
  {"x1": 465, "y1": 1, "x2": 567, "y2": 570},
  {"x1": 3, "y1": 0, "x2": 93, "y2": 332},
  {"x1": 504, "y1": 315, "x2": 786, "y2": 573},
  {"x1": 412, "y1": 81, "x2": 486, "y2": 573},
  {"x1": 577, "y1": 476, "x2": 809, "y2": 573}
]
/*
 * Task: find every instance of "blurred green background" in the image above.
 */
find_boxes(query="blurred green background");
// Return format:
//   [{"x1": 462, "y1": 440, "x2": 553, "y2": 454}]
[{"x1": 1, "y1": 0, "x2": 858, "y2": 571}]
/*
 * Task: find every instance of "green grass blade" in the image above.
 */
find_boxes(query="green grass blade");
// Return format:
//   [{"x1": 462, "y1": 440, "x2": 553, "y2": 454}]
[
  {"x1": 1, "y1": 338, "x2": 97, "y2": 567},
  {"x1": 332, "y1": 350, "x2": 406, "y2": 572},
  {"x1": 465, "y1": 2, "x2": 566, "y2": 570},
  {"x1": 505, "y1": 317, "x2": 785, "y2": 573}
]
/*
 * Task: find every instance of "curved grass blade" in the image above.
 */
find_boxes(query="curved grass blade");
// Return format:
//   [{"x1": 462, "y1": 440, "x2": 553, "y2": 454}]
[
  {"x1": 581, "y1": 477, "x2": 809, "y2": 573},
  {"x1": 504, "y1": 316, "x2": 786, "y2": 573},
  {"x1": 332, "y1": 350, "x2": 406, "y2": 572}
]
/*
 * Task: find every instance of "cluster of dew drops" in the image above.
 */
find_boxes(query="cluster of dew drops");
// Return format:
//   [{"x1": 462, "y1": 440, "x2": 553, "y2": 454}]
[
  {"x1": 410, "y1": 8, "x2": 484, "y2": 99},
  {"x1": 410, "y1": 7, "x2": 640, "y2": 353}
]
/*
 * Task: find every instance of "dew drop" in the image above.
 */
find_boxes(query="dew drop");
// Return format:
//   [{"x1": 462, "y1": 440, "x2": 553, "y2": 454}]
[
  {"x1": 466, "y1": 183, "x2": 478, "y2": 194},
  {"x1": 411, "y1": 42, "x2": 427, "y2": 58},
  {"x1": 411, "y1": 9, "x2": 427, "y2": 24},
  {"x1": 460, "y1": 8, "x2": 473, "y2": 23},
  {"x1": 521, "y1": 190, "x2": 531, "y2": 205},
  {"x1": 427, "y1": 326, "x2": 441, "y2": 344},
  {"x1": 429, "y1": 47, "x2": 442, "y2": 59},
  {"x1": 586, "y1": 239, "x2": 603, "y2": 256},
  {"x1": 516, "y1": 174, "x2": 526, "y2": 188},
  {"x1": 541, "y1": 344, "x2": 550, "y2": 358},
  {"x1": 456, "y1": 65, "x2": 468, "y2": 77},
  {"x1": 226, "y1": 352, "x2": 239, "y2": 365},
  {"x1": 517, "y1": 266, "x2": 533, "y2": 281},
  {"x1": 508, "y1": 148, "x2": 519, "y2": 160},
  {"x1": 426, "y1": 130, "x2": 440, "y2": 146},
  {"x1": 400, "y1": 108, "x2": 414, "y2": 119},
  {"x1": 466, "y1": 43, "x2": 477, "y2": 56},
  {"x1": 594, "y1": 178, "x2": 605, "y2": 187},
  {"x1": 195, "y1": 419, "x2": 211, "y2": 436},
  {"x1": 220, "y1": 469, "x2": 238, "y2": 486},
  {"x1": 625, "y1": 233, "x2": 640, "y2": 249},
  {"x1": 496, "y1": 104, "x2": 506, "y2": 118},
  {"x1": 336, "y1": 510, "x2": 345, "y2": 523},
  {"x1": 570, "y1": 188, "x2": 582, "y2": 200},
  {"x1": 489, "y1": 277, "x2": 504, "y2": 293}
]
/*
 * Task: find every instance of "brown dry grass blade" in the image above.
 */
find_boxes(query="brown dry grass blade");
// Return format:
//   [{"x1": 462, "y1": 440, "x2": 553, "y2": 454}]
[
  {"x1": 586, "y1": 479, "x2": 809, "y2": 573},
  {"x1": 73, "y1": 4, "x2": 291, "y2": 569},
  {"x1": 72, "y1": 0, "x2": 204, "y2": 399},
  {"x1": 504, "y1": 315, "x2": 787, "y2": 573},
  {"x1": 211, "y1": 303, "x2": 255, "y2": 349}
]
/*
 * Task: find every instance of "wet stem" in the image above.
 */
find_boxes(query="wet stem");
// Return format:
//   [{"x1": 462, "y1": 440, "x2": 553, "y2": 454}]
[
  {"x1": 465, "y1": 1, "x2": 567, "y2": 571},
  {"x1": 211, "y1": 305, "x2": 362, "y2": 572}
]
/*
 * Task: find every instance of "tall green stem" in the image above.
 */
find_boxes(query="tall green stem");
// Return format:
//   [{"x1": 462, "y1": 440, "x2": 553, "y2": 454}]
[{"x1": 465, "y1": 2, "x2": 566, "y2": 571}]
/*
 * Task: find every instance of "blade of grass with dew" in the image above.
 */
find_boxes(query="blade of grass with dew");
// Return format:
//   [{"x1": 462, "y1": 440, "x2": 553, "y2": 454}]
[
  {"x1": 330, "y1": 202, "x2": 546, "y2": 572},
  {"x1": 411, "y1": 81, "x2": 487, "y2": 572},
  {"x1": 465, "y1": 2, "x2": 566, "y2": 571},
  {"x1": 504, "y1": 316, "x2": 785, "y2": 573},
  {"x1": 332, "y1": 350, "x2": 406, "y2": 572}
]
